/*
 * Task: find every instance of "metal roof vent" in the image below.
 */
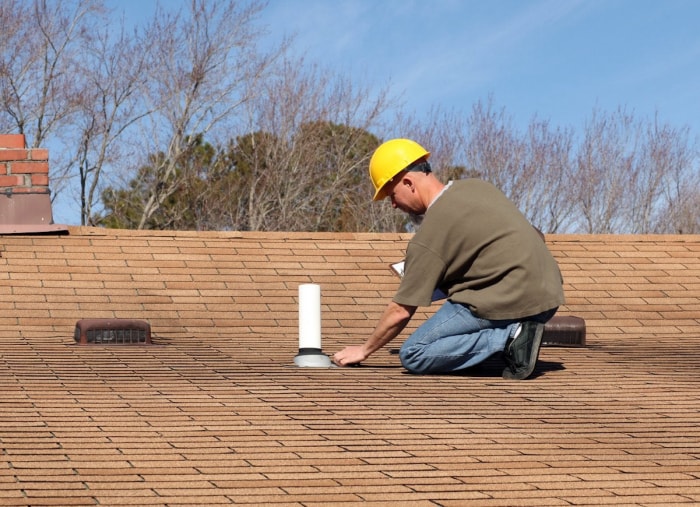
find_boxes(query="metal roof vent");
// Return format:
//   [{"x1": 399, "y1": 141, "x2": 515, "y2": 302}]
[
  {"x1": 542, "y1": 315, "x2": 586, "y2": 347},
  {"x1": 74, "y1": 319, "x2": 151, "y2": 346}
]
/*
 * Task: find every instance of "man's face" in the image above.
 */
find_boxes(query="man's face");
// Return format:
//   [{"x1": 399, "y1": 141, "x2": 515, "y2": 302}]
[{"x1": 386, "y1": 174, "x2": 423, "y2": 215}]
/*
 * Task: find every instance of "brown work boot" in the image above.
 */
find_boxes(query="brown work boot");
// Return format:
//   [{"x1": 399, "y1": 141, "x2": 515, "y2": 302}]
[{"x1": 502, "y1": 321, "x2": 544, "y2": 380}]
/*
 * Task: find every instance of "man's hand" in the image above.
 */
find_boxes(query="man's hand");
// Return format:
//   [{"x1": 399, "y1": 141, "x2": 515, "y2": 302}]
[
  {"x1": 332, "y1": 302, "x2": 415, "y2": 367},
  {"x1": 332, "y1": 345, "x2": 368, "y2": 367}
]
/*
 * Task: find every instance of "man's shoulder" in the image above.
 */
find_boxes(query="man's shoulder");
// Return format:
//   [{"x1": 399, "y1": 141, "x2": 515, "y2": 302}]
[
  {"x1": 451, "y1": 178, "x2": 497, "y2": 191},
  {"x1": 427, "y1": 178, "x2": 492, "y2": 211},
  {"x1": 441, "y1": 178, "x2": 509, "y2": 206}
]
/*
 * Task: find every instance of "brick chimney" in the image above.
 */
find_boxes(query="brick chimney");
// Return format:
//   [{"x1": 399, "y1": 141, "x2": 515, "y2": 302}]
[{"x1": 0, "y1": 134, "x2": 67, "y2": 233}]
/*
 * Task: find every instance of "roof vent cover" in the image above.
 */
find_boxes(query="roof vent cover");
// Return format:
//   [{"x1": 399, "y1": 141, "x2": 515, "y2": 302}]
[
  {"x1": 74, "y1": 319, "x2": 151, "y2": 345},
  {"x1": 542, "y1": 315, "x2": 586, "y2": 347}
]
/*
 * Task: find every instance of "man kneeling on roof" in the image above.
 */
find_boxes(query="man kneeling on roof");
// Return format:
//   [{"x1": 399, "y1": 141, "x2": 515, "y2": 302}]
[{"x1": 332, "y1": 138, "x2": 565, "y2": 380}]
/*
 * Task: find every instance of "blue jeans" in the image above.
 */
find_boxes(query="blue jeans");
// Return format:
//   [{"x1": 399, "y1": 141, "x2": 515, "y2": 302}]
[{"x1": 399, "y1": 300, "x2": 556, "y2": 374}]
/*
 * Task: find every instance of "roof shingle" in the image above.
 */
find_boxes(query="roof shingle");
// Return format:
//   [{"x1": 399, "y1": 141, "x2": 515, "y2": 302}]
[{"x1": 1, "y1": 227, "x2": 699, "y2": 506}]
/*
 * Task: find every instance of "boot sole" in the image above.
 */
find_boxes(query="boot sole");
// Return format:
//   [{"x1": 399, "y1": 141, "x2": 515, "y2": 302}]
[{"x1": 502, "y1": 322, "x2": 544, "y2": 380}]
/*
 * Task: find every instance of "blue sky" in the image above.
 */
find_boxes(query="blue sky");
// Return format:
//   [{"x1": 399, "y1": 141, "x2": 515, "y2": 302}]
[
  {"x1": 257, "y1": 0, "x2": 700, "y2": 135},
  {"x1": 52, "y1": 0, "x2": 698, "y2": 224},
  {"x1": 112, "y1": 0, "x2": 700, "y2": 134}
]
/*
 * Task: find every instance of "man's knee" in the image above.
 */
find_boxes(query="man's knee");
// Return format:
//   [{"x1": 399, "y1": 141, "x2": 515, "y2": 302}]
[{"x1": 399, "y1": 345, "x2": 431, "y2": 374}]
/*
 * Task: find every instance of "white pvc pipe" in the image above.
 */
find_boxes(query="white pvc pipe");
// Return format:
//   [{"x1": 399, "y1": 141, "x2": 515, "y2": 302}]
[{"x1": 298, "y1": 283, "x2": 322, "y2": 350}]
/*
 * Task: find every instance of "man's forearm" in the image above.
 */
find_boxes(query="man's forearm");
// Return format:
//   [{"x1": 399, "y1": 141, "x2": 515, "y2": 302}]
[
  {"x1": 362, "y1": 301, "x2": 415, "y2": 355},
  {"x1": 333, "y1": 301, "x2": 416, "y2": 366}
]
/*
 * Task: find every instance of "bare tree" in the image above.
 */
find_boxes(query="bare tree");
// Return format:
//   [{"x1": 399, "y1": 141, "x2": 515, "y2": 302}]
[
  {"x1": 4, "y1": 2, "x2": 696, "y2": 234},
  {"x1": 0, "y1": 0, "x2": 98, "y2": 144},
  {"x1": 458, "y1": 99, "x2": 575, "y2": 232},
  {"x1": 662, "y1": 171, "x2": 700, "y2": 234},
  {"x1": 462, "y1": 99, "x2": 524, "y2": 198},
  {"x1": 97, "y1": 54, "x2": 394, "y2": 233},
  {"x1": 70, "y1": 15, "x2": 152, "y2": 225},
  {"x1": 234, "y1": 56, "x2": 394, "y2": 232},
  {"x1": 519, "y1": 119, "x2": 576, "y2": 233},
  {"x1": 571, "y1": 108, "x2": 635, "y2": 233},
  {"x1": 390, "y1": 99, "x2": 698, "y2": 234},
  {"x1": 398, "y1": 106, "x2": 473, "y2": 181},
  {"x1": 571, "y1": 107, "x2": 699, "y2": 233},
  {"x1": 638, "y1": 119, "x2": 698, "y2": 233},
  {"x1": 131, "y1": 0, "x2": 284, "y2": 230},
  {"x1": 0, "y1": 0, "x2": 104, "y2": 209}
]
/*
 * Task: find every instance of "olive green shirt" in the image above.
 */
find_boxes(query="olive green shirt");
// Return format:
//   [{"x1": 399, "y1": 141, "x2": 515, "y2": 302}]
[{"x1": 393, "y1": 179, "x2": 564, "y2": 319}]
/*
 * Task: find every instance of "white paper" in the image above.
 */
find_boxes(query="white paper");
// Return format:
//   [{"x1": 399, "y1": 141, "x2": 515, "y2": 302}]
[{"x1": 389, "y1": 260, "x2": 447, "y2": 302}]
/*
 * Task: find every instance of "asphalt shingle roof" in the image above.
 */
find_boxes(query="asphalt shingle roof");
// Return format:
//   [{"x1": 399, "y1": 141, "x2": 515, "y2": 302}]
[{"x1": 1, "y1": 227, "x2": 699, "y2": 506}]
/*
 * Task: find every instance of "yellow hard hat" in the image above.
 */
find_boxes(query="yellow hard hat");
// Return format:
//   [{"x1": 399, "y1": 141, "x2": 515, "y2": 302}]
[{"x1": 369, "y1": 138, "x2": 430, "y2": 201}]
